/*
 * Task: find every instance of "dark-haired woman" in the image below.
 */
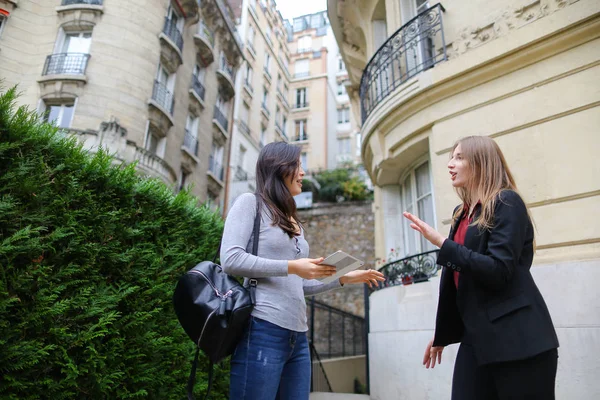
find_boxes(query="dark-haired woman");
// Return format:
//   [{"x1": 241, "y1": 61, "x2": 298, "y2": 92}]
[
  {"x1": 221, "y1": 142, "x2": 384, "y2": 400},
  {"x1": 403, "y1": 136, "x2": 558, "y2": 399}
]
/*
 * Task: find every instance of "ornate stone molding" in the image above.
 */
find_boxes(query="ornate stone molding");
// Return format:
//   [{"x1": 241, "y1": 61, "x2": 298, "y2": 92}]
[
  {"x1": 448, "y1": 0, "x2": 581, "y2": 59},
  {"x1": 37, "y1": 76, "x2": 86, "y2": 101},
  {"x1": 56, "y1": 4, "x2": 103, "y2": 31}
]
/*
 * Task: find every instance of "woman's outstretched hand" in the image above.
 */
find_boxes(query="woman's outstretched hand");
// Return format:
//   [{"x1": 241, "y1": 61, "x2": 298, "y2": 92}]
[
  {"x1": 288, "y1": 258, "x2": 337, "y2": 280},
  {"x1": 423, "y1": 338, "x2": 444, "y2": 369},
  {"x1": 340, "y1": 269, "x2": 385, "y2": 288},
  {"x1": 403, "y1": 212, "x2": 446, "y2": 248}
]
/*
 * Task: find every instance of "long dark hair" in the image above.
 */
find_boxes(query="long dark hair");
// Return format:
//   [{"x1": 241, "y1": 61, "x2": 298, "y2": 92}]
[{"x1": 255, "y1": 142, "x2": 301, "y2": 238}]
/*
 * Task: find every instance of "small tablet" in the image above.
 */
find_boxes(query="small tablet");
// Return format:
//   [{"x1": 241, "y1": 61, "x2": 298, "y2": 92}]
[{"x1": 318, "y1": 250, "x2": 365, "y2": 284}]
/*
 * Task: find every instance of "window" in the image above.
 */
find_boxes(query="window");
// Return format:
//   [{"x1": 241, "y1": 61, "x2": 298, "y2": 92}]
[
  {"x1": 401, "y1": 161, "x2": 435, "y2": 255},
  {"x1": 193, "y1": 64, "x2": 206, "y2": 82},
  {"x1": 262, "y1": 87, "x2": 268, "y2": 106},
  {"x1": 297, "y1": 35, "x2": 312, "y2": 52},
  {"x1": 260, "y1": 125, "x2": 266, "y2": 147},
  {"x1": 244, "y1": 64, "x2": 253, "y2": 86},
  {"x1": 240, "y1": 102, "x2": 250, "y2": 124},
  {"x1": 338, "y1": 56, "x2": 345, "y2": 72},
  {"x1": 144, "y1": 125, "x2": 164, "y2": 156},
  {"x1": 282, "y1": 116, "x2": 287, "y2": 135},
  {"x1": 294, "y1": 58, "x2": 309, "y2": 77},
  {"x1": 295, "y1": 88, "x2": 307, "y2": 107},
  {"x1": 293, "y1": 18, "x2": 306, "y2": 32},
  {"x1": 60, "y1": 31, "x2": 92, "y2": 54},
  {"x1": 337, "y1": 107, "x2": 350, "y2": 124},
  {"x1": 300, "y1": 152, "x2": 308, "y2": 170},
  {"x1": 266, "y1": 25, "x2": 272, "y2": 42},
  {"x1": 295, "y1": 119, "x2": 307, "y2": 141},
  {"x1": 210, "y1": 142, "x2": 224, "y2": 178},
  {"x1": 338, "y1": 137, "x2": 351, "y2": 154},
  {"x1": 336, "y1": 82, "x2": 345, "y2": 96},
  {"x1": 42, "y1": 102, "x2": 75, "y2": 128},
  {"x1": 372, "y1": 19, "x2": 387, "y2": 50},
  {"x1": 184, "y1": 115, "x2": 199, "y2": 154},
  {"x1": 247, "y1": 25, "x2": 255, "y2": 46},
  {"x1": 264, "y1": 53, "x2": 271, "y2": 74},
  {"x1": 0, "y1": 14, "x2": 6, "y2": 39},
  {"x1": 275, "y1": 106, "x2": 281, "y2": 125},
  {"x1": 178, "y1": 169, "x2": 190, "y2": 192},
  {"x1": 167, "y1": 4, "x2": 184, "y2": 32}
]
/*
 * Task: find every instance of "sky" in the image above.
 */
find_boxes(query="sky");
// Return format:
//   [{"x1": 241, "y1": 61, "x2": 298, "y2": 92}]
[{"x1": 276, "y1": 0, "x2": 328, "y2": 21}]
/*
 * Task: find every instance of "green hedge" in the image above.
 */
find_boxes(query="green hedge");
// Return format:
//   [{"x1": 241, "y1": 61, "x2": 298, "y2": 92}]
[{"x1": 0, "y1": 88, "x2": 230, "y2": 399}]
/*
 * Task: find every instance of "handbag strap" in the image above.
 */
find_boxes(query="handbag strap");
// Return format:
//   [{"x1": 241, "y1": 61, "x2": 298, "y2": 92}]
[{"x1": 189, "y1": 194, "x2": 262, "y2": 400}]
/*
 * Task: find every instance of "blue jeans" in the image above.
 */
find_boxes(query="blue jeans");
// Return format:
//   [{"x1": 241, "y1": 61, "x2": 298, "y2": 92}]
[{"x1": 229, "y1": 316, "x2": 311, "y2": 400}]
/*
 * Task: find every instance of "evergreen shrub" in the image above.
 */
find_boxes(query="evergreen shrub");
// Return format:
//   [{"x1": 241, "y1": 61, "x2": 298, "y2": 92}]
[{"x1": 0, "y1": 88, "x2": 229, "y2": 399}]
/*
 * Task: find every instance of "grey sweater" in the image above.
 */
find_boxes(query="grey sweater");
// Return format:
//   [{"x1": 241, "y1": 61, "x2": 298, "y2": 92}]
[{"x1": 221, "y1": 193, "x2": 342, "y2": 332}]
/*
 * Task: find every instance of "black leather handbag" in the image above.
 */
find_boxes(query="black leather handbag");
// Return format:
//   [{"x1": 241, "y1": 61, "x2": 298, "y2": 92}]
[{"x1": 173, "y1": 195, "x2": 261, "y2": 400}]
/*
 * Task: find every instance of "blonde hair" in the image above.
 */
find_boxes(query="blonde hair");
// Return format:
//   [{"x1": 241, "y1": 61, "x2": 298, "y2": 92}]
[{"x1": 451, "y1": 136, "x2": 532, "y2": 233}]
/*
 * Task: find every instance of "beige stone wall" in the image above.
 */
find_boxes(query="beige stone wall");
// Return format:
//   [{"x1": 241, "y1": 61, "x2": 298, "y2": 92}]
[{"x1": 0, "y1": 0, "x2": 243, "y2": 206}]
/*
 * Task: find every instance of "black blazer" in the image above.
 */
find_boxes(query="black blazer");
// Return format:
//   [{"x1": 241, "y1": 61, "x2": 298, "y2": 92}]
[{"x1": 432, "y1": 190, "x2": 559, "y2": 365}]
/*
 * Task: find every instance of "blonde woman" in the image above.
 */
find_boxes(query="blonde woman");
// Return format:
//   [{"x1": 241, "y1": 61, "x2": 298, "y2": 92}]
[{"x1": 403, "y1": 136, "x2": 559, "y2": 399}]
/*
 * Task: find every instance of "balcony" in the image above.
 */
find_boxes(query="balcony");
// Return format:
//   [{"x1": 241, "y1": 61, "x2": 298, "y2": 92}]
[
  {"x1": 359, "y1": 3, "x2": 446, "y2": 123},
  {"x1": 212, "y1": 106, "x2": 229, "y2": 137},
  {"x1": 189, "y1": 74, "x2": 205, "y2": 110},
  {"x1": 261, "y1": 103, "x2": 270, "y2": 120},
  {"x1": 238, "y1": 120, "x2": 250, "y2": 136},
  {"x1": 41, "y1": 53, "x2": 90, "y2": 77},
  {"x1": 56, "y1": 0, "x2": 104, "y2": 26},
  {"x1": 208, "y1": 154, "x2": 225, "y2": 184},
  {"x1": 263, "y1": 68, "x2": 272, "y2": 84},
  {"x1": 294, "y1": 71, "x2": 310, "y2": 79},
  {"x1": 296, "y1": 47, "x2": 312, "y2": 54},
  {"x1": 293, "y1": 101, "x2": 309, "y2": 110},
  {"x1": 243, "y1": 79, "x2": 254, "y2": 97},
  {"x1": 372, "y1": 250, "x2": 440, "y2": 290},
  {"x1": 235, "y1": 165, "x2": 248, "y2": 181},
  {"x1": 182, "y1": 130, "x2": 199, "y2": 157},
  {"x1": 216, "y1": 54, "x2": 235, "y2": 100},
  {"x1": 293, "y1": 132, "x2": 308, "y2": 142},
  {"x1": 148, "y1": 80, "x2": 175, "y2": 131},
  {"x1": 159, "y1": 17, "x2": 184, "y2": 71},
  {"x1": 193, "y1": 21, "x2": 215, "y2": 66}
]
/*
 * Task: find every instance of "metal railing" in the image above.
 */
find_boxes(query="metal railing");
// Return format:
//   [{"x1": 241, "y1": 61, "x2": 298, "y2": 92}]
[
  {"x1": 307, "y1": 298, "x2": 366, "y2": 359},
  {"x1": 235, "y1": 165, "x2": 248, "y2": 181},
  {"x1": 213, "y1": 106, "x2": 228, "y2": 132},
  {"x1": 261, "y1": 103, "x2": 270, "y2": 118},
  {"x1": 208, "y1": 155, "x2": 224, "y2": 181},
  {"x1": 183, "y1": 130, "x2": 199, "y2": 156},
  {"x1": 191, "y1": 74, "x2": 205, "y2": 101},
  {"x1": 373, "y1": 250, "x2": 440, "y2": 290},
  {"x1": 297, "y1": 47, "x2": 312, "y2": 54},
  {"x1": 61, "y1": 0, "x2": 103, "y2": 5},
  {"x1": 238, "y1": 120, "x2": 250, "y2": 135},
  {"x1": 152, "y1": 80, "x2": 174, "y2": 115},
  {"x1": 163, "y1": 17, "x2": 184, "y2": 52},
  {"x1": 310, "y1": 341, "x2": 332, "y2": 393},
  {"x1": 219, "y1": 54, "x2": 235, "y2": 81},
  {"x1": 263, "y1": 68, "x2": 272, "y2": 81},
  {"x1": 293, "y1": 132, "x2": 308, "y2": 142},
  {"x1": 197, "y1": 20, "x2": 215, "y2": 47},
  {"x1": 359, "y1": 3, "x2": 446, "y2": 123},
  {"x1": 294, "y1": 71, "x2": 310, "y2": 79},
  {"x1": 247, "y1": 40, "x2": 256, "y2": 55},
  {"x1": 294, "y1": 101, "x2": 309, "y2": 109},
  {"x1": 42, "y1": 53, "x2": 90, "y2": 76}
]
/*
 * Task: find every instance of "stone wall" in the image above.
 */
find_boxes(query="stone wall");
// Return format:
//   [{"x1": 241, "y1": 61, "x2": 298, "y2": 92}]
[{"x1": 299, "y1": 201, "x2": 375, "y2": 318}]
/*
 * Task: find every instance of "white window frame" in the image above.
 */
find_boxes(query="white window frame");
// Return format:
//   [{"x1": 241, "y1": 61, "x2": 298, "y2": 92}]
[
  {"x1": 294, "y1": 58, "x2": 309, "y2": 75},
  {"x1": 399, "y1": 158, "x2": 437, "y2": 256},
  {"x1": 193, "y1": 64, "x2": 206, "y2": 83},
  {"x1": 295, "y1": 88, "x2": 307, "y2": 106},
  {"x1": 295, "y1": 119, "x2": 307, "y2": 140},
  {"x1": 41, "y1": 101, "x2": 76, "y2": 129},
  {"x1": 338, "y1": 137, "x2": 351, "y2": 154},
  {"x1": 337, "y1": 107, "x2": 350, "y2": 124},
  {"x1": 0, "y1": 14, "x2": 8, "y2": 39}
]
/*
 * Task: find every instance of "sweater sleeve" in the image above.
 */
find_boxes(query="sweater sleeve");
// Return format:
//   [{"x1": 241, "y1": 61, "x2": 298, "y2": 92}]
[
  {"x1": 220, "y1": 193, "x2": 289, "y2": 278},
  {"x1": 302, "y1": 278, "x2": 343, "y2": 296}
]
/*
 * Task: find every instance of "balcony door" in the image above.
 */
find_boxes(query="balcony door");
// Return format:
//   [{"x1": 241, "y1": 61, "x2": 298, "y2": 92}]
[
  {"x1": 400, "y1": 0, "x2": 434, "y2": 76},
  {"x1": 56, "y1": 31, "x2": 92, "y2": 74}
]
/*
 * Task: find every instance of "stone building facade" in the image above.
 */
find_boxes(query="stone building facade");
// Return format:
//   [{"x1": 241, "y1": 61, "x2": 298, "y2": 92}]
[
  {"x1": 329, "y1": 0, "x2": 600, "y2": 398},
  {"x1": 0, "y1": 0, "x2": 243, "y2": 208}
]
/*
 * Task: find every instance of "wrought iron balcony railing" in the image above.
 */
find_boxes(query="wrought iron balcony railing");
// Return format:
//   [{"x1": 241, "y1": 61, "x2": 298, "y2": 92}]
[
  {"x1": 197, "y1": 20, "x2": 215, "y2": 47},
  {"x1": 152, "y1": 80, "x2": 174, "y2": 115},
  {"x1": 191, "y1": 74, "x2": 205, "y2": 101},
  {"x1": 359, "y1": 3, "x2": 446, "y2": 123},
  {"x1": 373, "y1": 249, "x2": 440, "y2": 290},
  {"x1": 294, "y1": 101, "x2": 309, "y2": 109},
  {"x1": 183, "y1": 130, "x2": 199, "y2": 156},
  {"x1": 208, "y1": 155, "x2": 224, "y2": 181},
  {"x1": 42, "y1": 53, "x2": 90, "y2": 76},
  {"x1": 213, "y1": 106, "x2": 228, "y2": 132},
  {"x1": 163, "y1": 17, "x2": 184, "y2": 52},
  {"x1": 61, "y1": 0, "x2": 103, "y2": 5},
  {"x1": 238, "y1": 120, "x2": 250, "y2": 135},
  {"x1": 293, "y1": 133, "x2": 308, "y2": 142}
]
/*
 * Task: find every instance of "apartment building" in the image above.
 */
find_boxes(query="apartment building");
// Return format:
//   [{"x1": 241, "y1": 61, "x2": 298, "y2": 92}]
[
  {"x1": 225, "y1": 0, "x2": 291, "y2": 210},
  {"x1": 287, "y1": 10, "x2": 362, "y2": 175},
  {"x1": 329, "y1": 0, "x2": 600, "y2": 398},
  {"x1": 0, "y1": 0, "x2": 243, "y2": 209}
]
